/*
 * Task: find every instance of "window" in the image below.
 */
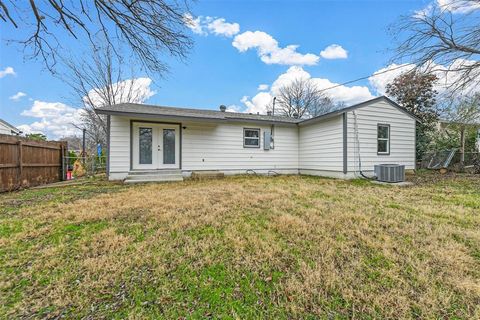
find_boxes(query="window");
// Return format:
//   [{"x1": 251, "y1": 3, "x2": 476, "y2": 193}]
[
  {"x1": 139, "y1": 127, "x2": 153, "y2": 164},
  {"x1": 244, "y1": 128, "x2": 260, "y2": 148},
  {"x1": 377, "y1": 124, "x2": 390, "y2": 155}
]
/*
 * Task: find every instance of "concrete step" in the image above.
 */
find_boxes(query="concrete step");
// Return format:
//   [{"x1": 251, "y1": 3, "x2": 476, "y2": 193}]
[
  {"x1": 127, "y1": 172, "x2": 182, "y2": 178},
  {"x1": 128, "y1": 169, "x2": 181, "y2": 175},
  {"x1": 125, "y1": 169, "x2": 184, "y2": 184},
  {"x1": 124, "y1": 176, "x2": 184, "y2": 184}
]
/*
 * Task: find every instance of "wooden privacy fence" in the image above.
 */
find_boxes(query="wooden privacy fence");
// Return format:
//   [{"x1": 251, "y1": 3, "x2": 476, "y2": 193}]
[{"x1": 0, "y1": 134, "x2": 67, "y2": 192}]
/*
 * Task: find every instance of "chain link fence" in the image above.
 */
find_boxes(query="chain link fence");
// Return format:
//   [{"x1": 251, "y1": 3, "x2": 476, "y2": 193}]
[{"x1": 63, "y1": 155, "x2": 107, "y2": 179}]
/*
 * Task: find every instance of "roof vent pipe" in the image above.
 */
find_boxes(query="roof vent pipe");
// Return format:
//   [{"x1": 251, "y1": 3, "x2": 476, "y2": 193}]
[{"x1": 219, "y1": 105, "x2": 226, "y2": 112}]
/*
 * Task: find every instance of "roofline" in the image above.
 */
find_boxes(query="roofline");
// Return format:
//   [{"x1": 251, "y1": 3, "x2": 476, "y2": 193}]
[
  {"x1": 95, "y1": 109, "x2": 299, "y2": 125},
  {"x1": 95, "y1": 96, "x2": 420, "y2": 127},
  {"x1": 299, "y1": 96, "x2": 421, "y2": 126},
  {"x1": 0, "y1": 118, "x2": 21, "y2": 133}
]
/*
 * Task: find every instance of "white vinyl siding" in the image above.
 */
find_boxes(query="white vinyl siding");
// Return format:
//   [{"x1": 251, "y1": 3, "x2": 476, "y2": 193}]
[
  {"x1": 108, "y1": 116, "x2": 299, "y2": 178},
  {"x1": 0, "y1": 124, "x2": 11, "y2": 135},
  {"x1": 182, "y1": 121, "x2": 298, "y2": 171},
  {"x1": 0, "y1": 122, "x2": 18, "y2": 135},
  {"x1": 346, "y1": 100, "x2": 415, "y2": 171},
  {"x1": 298, "y1": 116, "x2": 344, "y2": 172},
  {"x1": 106, "y1": 98, "x2": 416, "y2": 180},
  {"x1": 109, "y1": 115, "x2": 131, "y2": 174}
]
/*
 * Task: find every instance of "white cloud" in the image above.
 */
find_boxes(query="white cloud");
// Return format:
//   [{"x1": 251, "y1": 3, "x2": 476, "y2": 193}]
[
  {"x1": 184, "y1": 14, "x2": 239, "y2": 37},
  {"x1": 225, "y1": 105, "x2": 242, "y2": 112},
  {"x1": 207, "y1": 18, "x2": 240, "y2": 37},
  {"x1": 9, "y1": 92, "x2": 27, "y2": 101},
  {"x1": 241, "y1": 92, "x2": 273, "y2": 114},
  {"x1": 312, "y1": 78, "x2": 374, "y2": 105},
  {"x1": 368, "y1": 59, "x2": 480, "y2": 96},
  {"x1": 240, "y1": 66, "x2": 374, "y2": 114},
  {"x1": 368, "y1": 63, "x2": 415, "y2": 95},
  {"x1": 415, "y1": 0, "x2": 480, "y2": 17},
  {"x1": 270, "y1": 66, "x2": 311, "y2": 95},
  {"x1": 19, "y1": 77, "x2": 156, "y2": 139},
  {"x1": 183, "y1": 13, "x2": 206, "y2": 35},
  {"x1": 257, "y1": 84, "x2": 269, "y2": 91},
  {"x1": 84, "y1": 77, "x2": 156, "y2": 108},
  {"x1": 320, "y1": 44, "x2": 348, "y2": 59},
  {"x1": 232, "y1": 31, "x2": 320, "y2": 66},
  {"x1": 19, "y1": 101, "x2": 84, "y2": 138},
  {"x1": 0, "y1": 67, "x2": 15, "y2": 78},
  {"x1": 437, "y1": 0, "x2": 480, "y2": 13},
  {"x1": 187, "y1": 15, "x2": 351, "y2": 66}
]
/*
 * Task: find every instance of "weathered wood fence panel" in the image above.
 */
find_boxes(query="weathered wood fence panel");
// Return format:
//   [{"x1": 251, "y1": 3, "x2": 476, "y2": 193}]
[{"x1": 0, "y1": 134, "x2": 67, "y2": 192}]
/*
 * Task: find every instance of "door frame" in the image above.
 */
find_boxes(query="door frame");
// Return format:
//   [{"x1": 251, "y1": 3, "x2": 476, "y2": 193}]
[{"x1": 130, "y1": 120, "x2": 182, "y2": 170}]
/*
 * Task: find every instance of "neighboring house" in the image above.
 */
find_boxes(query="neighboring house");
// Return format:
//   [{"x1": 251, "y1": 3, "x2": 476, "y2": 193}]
[
  {"x1": 0, "y1": 118, "x2": 21, "y2": 135},
  {"x1": 96, "y1": 96, "x2": 418, "y2": 181}
]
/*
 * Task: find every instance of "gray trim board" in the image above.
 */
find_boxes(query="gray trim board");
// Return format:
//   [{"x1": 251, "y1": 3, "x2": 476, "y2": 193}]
[
  {"x1": 106, "y1": 115, "x2": 110, "y2": 178},
  {"x1": 342, "y1": 112, "x2": 347, "y2": 174},
  {"x1": 414, "y1": 121, "x2": 417, "y2": 170}
]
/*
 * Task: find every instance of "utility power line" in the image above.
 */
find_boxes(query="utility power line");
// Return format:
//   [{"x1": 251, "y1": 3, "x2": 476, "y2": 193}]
[{"x1": 316, "y1": 64, "x2": 411, "y2": 94}]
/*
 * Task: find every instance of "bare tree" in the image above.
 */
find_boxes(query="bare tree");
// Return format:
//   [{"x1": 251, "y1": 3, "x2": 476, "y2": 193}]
[
  {"x1": 0, "y1": 0, "x2": 193, "y2": 73},
  {"x1": 392, "y1": 0, "x2": 480, "y2": 93},
  {"x1": 272, "y1": 78, "x2": 335, "y2": 118},
  {"x1": 64, "y1": 42, "x2": 154, "y2": 152}
]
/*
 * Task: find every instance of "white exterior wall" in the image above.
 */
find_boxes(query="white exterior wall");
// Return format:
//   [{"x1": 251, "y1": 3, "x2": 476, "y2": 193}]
[
  {"x1": 108, "y1": 115, "x2": 299, "y2": 180},
  {"x1": 346, "y1": 100, "x2": 416, "y2": 173},
  {"x1": 181, "y1": 120, "x2": 298, "y2": 173},
  {"x1": 0, "y1": 122, "x2": 17, "y2": 135},
  {"x1": 109, "y1": 115, "x2": 131, "y2": 179},
  {"x1": 107, "y1": 99, "x2": 416, "y2": 181},
  {"x1": 298, "y1": 115, "x2": 345, "y2": 177}
]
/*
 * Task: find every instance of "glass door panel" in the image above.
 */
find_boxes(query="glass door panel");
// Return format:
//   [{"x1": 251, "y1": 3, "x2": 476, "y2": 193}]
[
  {"x1": 139, "y1": 127, "x2": 153, "y2": 164},
  {"x1": 163, "y1": 129, "x2": 175, "y2": 164}
]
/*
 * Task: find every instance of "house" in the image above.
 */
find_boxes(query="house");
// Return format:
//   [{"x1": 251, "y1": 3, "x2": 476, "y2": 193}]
[
  {"x1": 96, "y1": 96, "x2": 418, "y2": 182},
  {"x1": 0, "y1": 118, "x2": 21, "y2": 136}
]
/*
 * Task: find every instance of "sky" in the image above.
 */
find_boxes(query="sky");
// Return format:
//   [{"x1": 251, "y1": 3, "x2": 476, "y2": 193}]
[{"x1": 0, "y1": 0, "x2": 477, "y2": 139}]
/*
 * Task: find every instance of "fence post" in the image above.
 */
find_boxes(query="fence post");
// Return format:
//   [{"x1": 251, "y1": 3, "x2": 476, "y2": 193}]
[
  {"x1": 18, "y1": 140, "x2": 23, "y2": 186},
  {"x1": 61, "y1": 143, "x2": 65, "y2": 181}
]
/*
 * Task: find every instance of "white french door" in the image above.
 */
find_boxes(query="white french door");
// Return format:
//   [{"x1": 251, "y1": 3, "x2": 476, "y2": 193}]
[{"x1": 132, "y1": 122, "x2": 180, "y2": 170}]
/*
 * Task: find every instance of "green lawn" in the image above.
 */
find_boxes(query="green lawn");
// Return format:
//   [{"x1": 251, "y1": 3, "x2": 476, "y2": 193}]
[{"x1": 1, "y1": 173, "x2": 479, "y2": 319}]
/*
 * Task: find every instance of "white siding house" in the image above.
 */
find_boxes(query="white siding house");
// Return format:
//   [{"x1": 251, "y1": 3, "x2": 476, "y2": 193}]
[
  {"x1": 345, "y1": 99, "x2": 416, "y2": 174},
  {"x1": 299, "y1": 115, "x2": 344, "y2": 177},
  {"x1": 97, "y1": 96, "x2": 418, "y2": 181},
  {"x1": 0, "y1": 119, "x2": 21, "y2": 136}
]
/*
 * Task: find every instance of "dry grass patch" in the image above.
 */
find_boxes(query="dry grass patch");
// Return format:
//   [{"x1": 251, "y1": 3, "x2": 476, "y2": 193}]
[{"x1": 0, "y1": 173, "x2": 479, "y2": 318}]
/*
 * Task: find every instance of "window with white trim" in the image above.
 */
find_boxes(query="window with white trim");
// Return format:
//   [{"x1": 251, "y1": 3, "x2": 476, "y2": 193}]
[
  {"x1": 377, "y1": 124, "x2": 390, "y2": 154},
  {"x1": 243, "y1": 128, "x2": 260, "y2": 148}
]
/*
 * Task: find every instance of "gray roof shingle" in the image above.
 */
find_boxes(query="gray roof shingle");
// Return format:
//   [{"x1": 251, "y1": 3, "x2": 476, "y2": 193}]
[
  {"x1": 96, "y1": 103, "x2": 301, "y2": 124},
  {"x1": 95, "y1": 96, "x2": 419, "y2": 125}
]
